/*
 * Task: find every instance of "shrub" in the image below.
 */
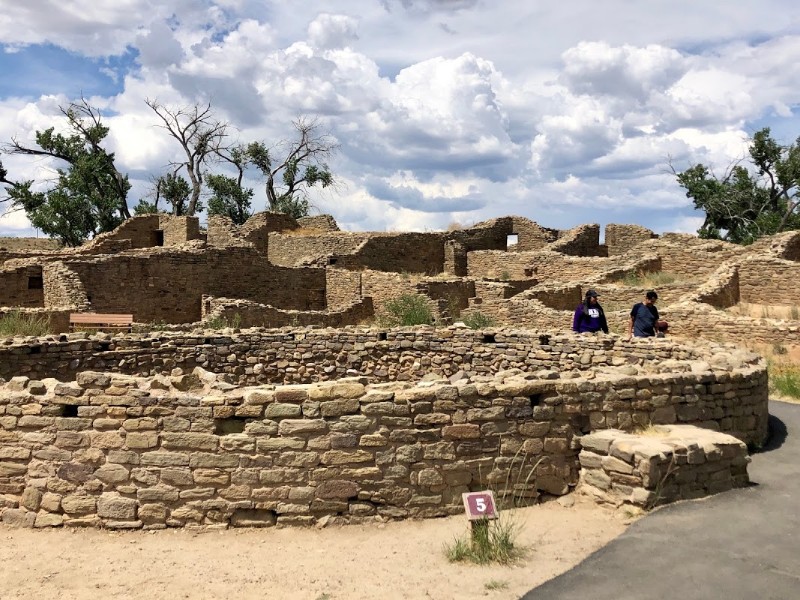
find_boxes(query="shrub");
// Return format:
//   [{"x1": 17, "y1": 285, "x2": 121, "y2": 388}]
[
  {"x1": 204, "y1": 313, "x2": 242, "y2": 330},
  {"x1": 770, "y1": 364, "x2": 800, "y2": 400},
  {"x1": 462, "y1": 311, "x2": 495, "y2": 330},
  {"x1": 621, "y1": 271, "x2": 678, "y2": 287},
  {"x1": 381, "y1": 294, "x2": 433, "y2": 327},
  {"x1": 0, "y1": 311, "x2": 52, "y2": 336}
]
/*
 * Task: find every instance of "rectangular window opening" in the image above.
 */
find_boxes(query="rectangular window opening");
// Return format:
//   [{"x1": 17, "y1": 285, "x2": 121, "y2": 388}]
[
  {"x1": 506, "y1": 234, "x2": 519, "y2": 249},
  {"x1": 60, "y1": 405, "x2": 79, "y2": 418},
  {"x1": 28, "y1": 276, "x2": 43, "y2": 290},
  {"x1": 214, "y1": 417, "x2": 248, "y2": 435},
  {"x1": 154, "y1": 230, "x2": 165, "y2": 246}
]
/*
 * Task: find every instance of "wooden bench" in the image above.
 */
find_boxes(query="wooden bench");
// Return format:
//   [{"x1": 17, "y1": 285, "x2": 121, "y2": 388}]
[{"x1": 69, "y1": 313, "x2": 134, "y2": 333}]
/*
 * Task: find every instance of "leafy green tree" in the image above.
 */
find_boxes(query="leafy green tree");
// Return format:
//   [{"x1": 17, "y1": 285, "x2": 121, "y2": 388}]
[
  {"x1": 246, "y1": 118, "x2": 337, "y2": 218},
  {"x1": 675, "y1": 128, "x2": 800, "y2": 244},
  {"x1": 206, "y1": 145, "x2": 253, "y2": 225},
  {"x1": 0, "y1": 99, "x2": 131, "y2": 246}
]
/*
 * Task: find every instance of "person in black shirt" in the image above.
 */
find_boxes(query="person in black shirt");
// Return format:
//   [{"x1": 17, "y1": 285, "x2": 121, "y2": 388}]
[{"x1": 628, "y1": 290, "x2": 659, "y2": 338}]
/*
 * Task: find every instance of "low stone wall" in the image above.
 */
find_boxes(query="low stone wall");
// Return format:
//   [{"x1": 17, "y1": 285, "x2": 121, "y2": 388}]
[
  {"x1": 577, "y1": 425, "x2": 750, "y2": 508},
  {"x1": 0, "y1": 341, "x2": 767, "y2": 529},
  {"x1": 201, "y1": 296, "x2": 374, "y2": 329},
  {"x1": 0, "y1": 370, "x2": 564, "y2": 529}
]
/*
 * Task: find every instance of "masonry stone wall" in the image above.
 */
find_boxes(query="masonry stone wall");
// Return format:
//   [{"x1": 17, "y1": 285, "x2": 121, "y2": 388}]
[
  {"x1": 578, "y1": 426, "x2": 750, "y2": 508},
  {"x1": 159, "y1": 216, "x2": 202, "y2": 246},
  {"x1": 325, "y1": 269, "x2": 363, "y2": 310},
  {"x1": 508, "y1": 218, "x2": 558, "y2": 251},
  {"x1": 206, "y1": 216, "x2": 247, "y2": 248},
  {"x1": 0, "y1": 329, "x2": 769, "y2": 443},
  {"x1": 550, "y1": 224, "x2": 604, "y2": 256},
  {"x1": 268, "y1": 232, "x2": 371, "y2": 267},
  {"x1": 667, "y1": 303, "x2": 800, "y2": 346},
  {"x1": 0, "y1": 265, "x2": 45, "y2": 308},
  {"x1": 42, "y1": 263, "x2": 89, "y2": 310},
  {"x1": 466, "y1": 250, "x2": 536, "y2": 280},
  {"x1": 634, "y1": 236, "x2": 744, "y2": 280},
  {"x1": 605, "y1": 224, "x2": 657, "y2": 256},
  {"x1": 62, "y1": 248, "x2": 326, "y2": 323},
  {"x1": 201, "y1": 296, "x2": 374, "y2": 330},
  {"x1": 0, "y1": 332, "x2": 768, "y2": 529},
  {"x1": 738, "y1": 256, "x2": 800, "y2": 305},
  {"x1": 297, "y1": 215, "x2": 340, "y2": 232}
]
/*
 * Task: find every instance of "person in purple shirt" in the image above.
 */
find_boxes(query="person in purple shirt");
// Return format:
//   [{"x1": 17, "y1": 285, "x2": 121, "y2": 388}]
[{"x1": 572, "y1": 290, "x2": 609, "y2": 334}]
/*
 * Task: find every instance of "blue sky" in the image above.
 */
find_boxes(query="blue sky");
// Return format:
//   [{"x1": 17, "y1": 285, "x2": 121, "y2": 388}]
[{"x1": 1, "y1": 0, "x2": 799, "y2": 237}]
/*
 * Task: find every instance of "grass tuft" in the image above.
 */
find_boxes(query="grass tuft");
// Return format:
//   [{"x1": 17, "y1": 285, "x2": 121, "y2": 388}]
[
  {"x1": 444, "y1": 515, "x2": 525, "y2": 565},
  {"x1": 204, "y1": 313, "x2": 242, "y2": 330},
  {"x1": 621, "y1": 271, "x2": 678, "y2": 287},
  {"x1": 0, "y1": 311, "x2": 52, "y2": 336}
]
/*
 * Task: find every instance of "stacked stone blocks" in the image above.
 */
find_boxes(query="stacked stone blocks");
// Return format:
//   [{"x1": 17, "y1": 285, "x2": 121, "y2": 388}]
[{"x1": 578, "y1": 425, "x2": 750, "y2": 508}]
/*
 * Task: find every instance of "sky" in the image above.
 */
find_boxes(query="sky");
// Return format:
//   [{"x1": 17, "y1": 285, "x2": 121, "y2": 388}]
[{"x1": 0, "y1": 0, "x2": 799, "y2": 237}]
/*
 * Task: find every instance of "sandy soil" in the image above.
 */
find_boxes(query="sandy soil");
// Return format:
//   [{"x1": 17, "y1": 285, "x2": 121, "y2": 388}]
[{"x1": 0, "y1": 496, "x2": 630, "y2": 600}]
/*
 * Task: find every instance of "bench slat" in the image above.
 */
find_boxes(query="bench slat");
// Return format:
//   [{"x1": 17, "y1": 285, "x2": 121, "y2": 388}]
[{"x1": 69, "y1": 313, "x2": 134, "y2": 332}]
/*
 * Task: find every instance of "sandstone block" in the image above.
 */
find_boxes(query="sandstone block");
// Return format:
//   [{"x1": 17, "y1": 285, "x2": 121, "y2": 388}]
[
  {"x1": 264, "y1": 403, "x2": 302, "y2": 418},
  {"x1": 320, "y1": 450, "x2": 373, "y2": 465},
  {"x1": 34, "y1": 512, "x2": 63, "y2": 528},
  {"x1": 161, "y1": 433, "x2": 218, "y2": 451},
  {"x1": 140, "y1": 452, "x2": 190, "y2": 467},
  {"x1": 442, "y1": 424, "x2": 480, "y2": 440},
  {"x1": 2, "y1": 508, "x2": 35, "y2": 528},
  {"x1": 315, "y1": 480, "x2": 359, "y2": 499},
  {"x1": 160, "y1": 468, "x2": 194, "y2": 486},
  {"x1": 320, "y1": 399, "x2": 360, "y2": 417},
  {"x1": 125, "y1": 432, "x2": 159, "y2": 449},
  {"x1": 274, "y1": 387, "x2": 308, "y2": 403},
  {"x1": 61, "y1": 494, "x2": 96, "y2": 515},
  {"x1": 278, "y1": 419, "x2": 328, "y2": 436},
  {"x1": 20, "y1": 487, "x2": 43, "y2": 511},
  {"x1": 94, "y1": 464, "x2": 130, "y2": 484},
  {"x1": 139, "y1": 503, "x2": 168, "y2": 524},
  {"x1": 137, "y1": 485, "x2": 180, "y2": 503},
  {"x1": 97, "y1": 494, "x2": 137, "y2": 520}
]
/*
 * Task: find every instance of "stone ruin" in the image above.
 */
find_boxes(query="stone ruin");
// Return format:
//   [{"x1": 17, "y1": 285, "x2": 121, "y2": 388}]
[{"x1": 0, "y1": 212, "x2": 789, "y2": 528}]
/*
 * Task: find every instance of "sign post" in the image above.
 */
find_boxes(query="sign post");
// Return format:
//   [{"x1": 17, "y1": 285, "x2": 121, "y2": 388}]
[{"x1": 462, "y1": 491, "x2": 498, "y2": 547}]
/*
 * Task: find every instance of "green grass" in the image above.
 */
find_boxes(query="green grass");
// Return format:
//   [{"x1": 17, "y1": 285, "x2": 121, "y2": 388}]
[
  {"x1": 444, "y1": 515, "x2": 525, "y2": 565},
  {"x1": 379, "y1": 294, "x2": 434, "y2": 327},
  {"x1": 621, "y1": 271, "x2": 678, "y2": 287},
  {"x1": 484, "y1": 579, "x2": 509, "y2": 591},
  {"x1": 204, "y1": 313, "x2": 242, "y2": 330},
  {"x1": 0, "y1": 311, "x2": 52, "y2": 336},
  {"x1": 462, "y1": 311, "x2": 496, "y2": 330},
  {"x1": 770, "y1": 364, "x2": 800, "y2": 399}
]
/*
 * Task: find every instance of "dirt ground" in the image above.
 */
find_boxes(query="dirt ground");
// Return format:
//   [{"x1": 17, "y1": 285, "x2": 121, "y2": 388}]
[{"x1": 0, "y1": 495, "x2": 630, "y2": 600}]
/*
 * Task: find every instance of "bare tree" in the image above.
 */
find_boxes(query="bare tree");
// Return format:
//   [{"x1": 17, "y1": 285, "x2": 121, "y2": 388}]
[{"x1": 146, "y1": 99, "x2": 229, "y2": 216}]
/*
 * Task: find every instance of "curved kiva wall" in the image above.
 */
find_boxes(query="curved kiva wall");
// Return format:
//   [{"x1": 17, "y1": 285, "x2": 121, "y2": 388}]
[{"x1": 0, "y1": 333, "x2": 767, "y2": 529}]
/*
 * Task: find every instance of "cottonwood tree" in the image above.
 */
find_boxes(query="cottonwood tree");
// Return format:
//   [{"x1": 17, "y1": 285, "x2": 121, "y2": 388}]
[
  {"x1": 246, "y1": 117, "x2": 337, "y2": 219},
  {"x1": 146, "y1": 99, "x2": 229, "y2": 216},
  {"x1": 206, "y1": 145, "x2": 253, "y2": 225},
  {"x1": 134, "y1": 172, "x2": 193, "y2": 216},
  {"x1": 0, "y1": 98, "x2": 131, "y2": 246},
  {"x1": 674, "y1": 128, "x2": 800, "y2": 244}
]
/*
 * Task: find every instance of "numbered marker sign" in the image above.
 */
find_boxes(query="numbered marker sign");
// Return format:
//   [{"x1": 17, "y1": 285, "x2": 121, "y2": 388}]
[{"x1": 462, "y1": 491, "x2": 498, "y2": 521}]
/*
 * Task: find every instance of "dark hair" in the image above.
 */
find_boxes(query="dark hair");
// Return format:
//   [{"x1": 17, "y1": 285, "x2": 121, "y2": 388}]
[{"x1": 646, "y1": 290, "x2": 658, "y2": 300}]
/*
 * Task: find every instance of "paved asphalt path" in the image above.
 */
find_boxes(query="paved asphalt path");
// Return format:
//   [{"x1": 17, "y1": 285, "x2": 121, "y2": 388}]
[{"x1": 521, "y1": 400, "x2": 800, "y2": 600}]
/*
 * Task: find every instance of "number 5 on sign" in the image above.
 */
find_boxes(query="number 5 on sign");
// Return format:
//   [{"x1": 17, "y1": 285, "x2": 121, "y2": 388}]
[{"x1": 462, "y1": 491, "x2": 498, "y2": 521}]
